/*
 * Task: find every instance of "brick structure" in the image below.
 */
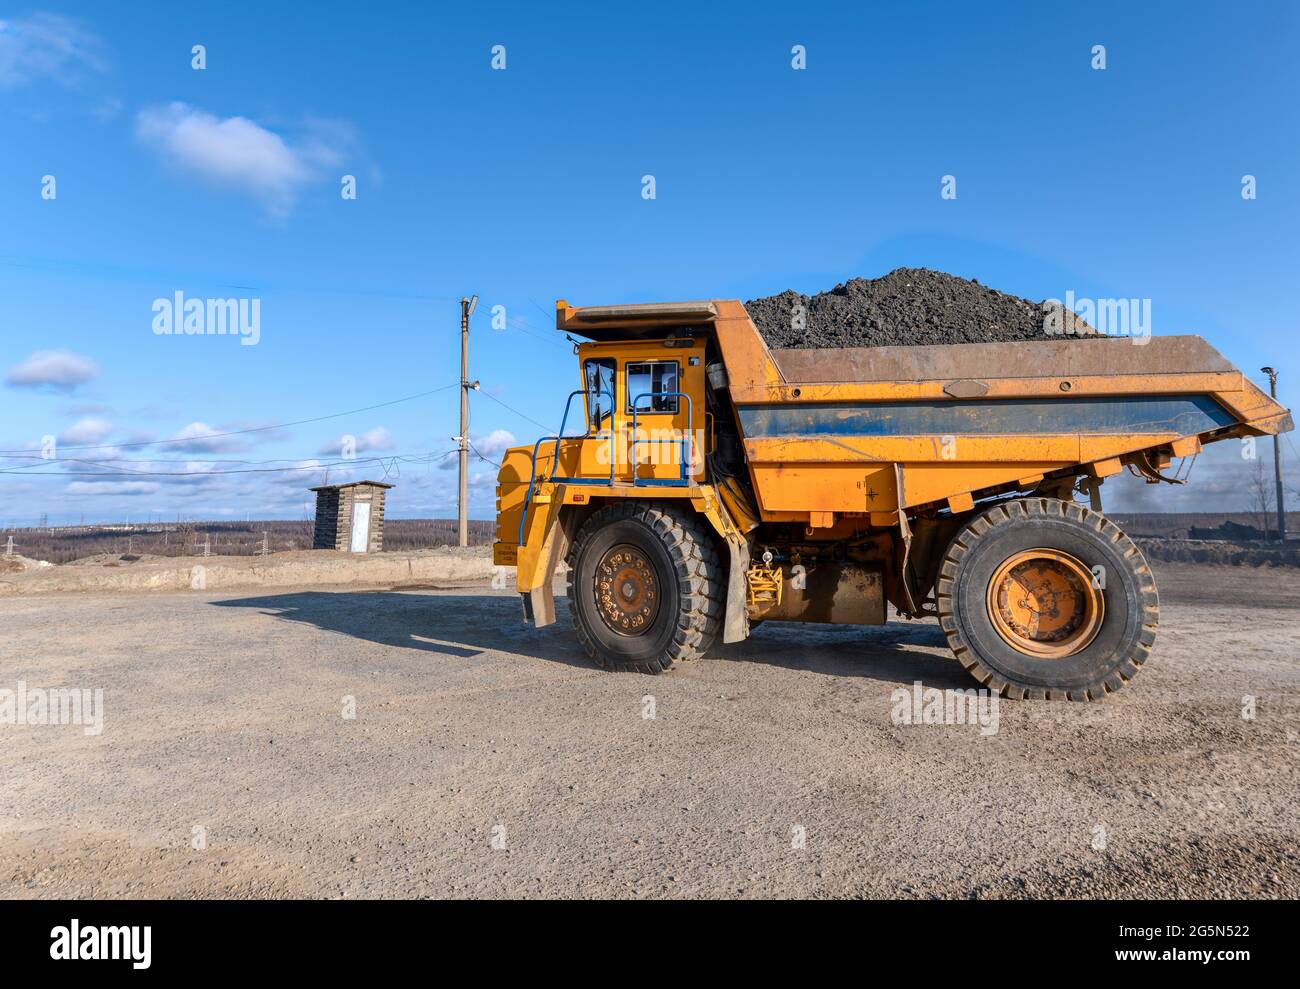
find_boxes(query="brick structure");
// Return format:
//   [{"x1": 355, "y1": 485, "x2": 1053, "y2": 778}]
[{"x1": 310, "y1": 481, "x2": 393, "y2": 552}]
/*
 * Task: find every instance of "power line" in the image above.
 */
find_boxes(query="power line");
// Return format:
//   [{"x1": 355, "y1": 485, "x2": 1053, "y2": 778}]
[
  {"x1": 467, "y1": 440, "x2": 501, "y2": 470},
  {"x1": 0, "y1": 383, "x2": 459, "y2": 455},
  {"x1": 506, "y1": 321, "x2": 570, "y2": 350},
  {"x1": 0, "y1": 452, "x2": 458, "y2": 478},
  {"x1": 499, "y1": 300, "x2": 569, "y2": 350},
  {"x1": 1, "y1": 450, "x2": 443, "y2": 469},
  {"x1": 473, "y1": 389, "x2": 554, "y2": 433}
]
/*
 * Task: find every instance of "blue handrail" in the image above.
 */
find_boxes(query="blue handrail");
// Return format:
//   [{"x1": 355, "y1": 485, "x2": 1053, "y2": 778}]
[
  {"x1": 517, "y1": 387, "x2": 615, "y2": 546},
  {"x1": 629, "y1": 391, "x2": 693, "y2": 487}
]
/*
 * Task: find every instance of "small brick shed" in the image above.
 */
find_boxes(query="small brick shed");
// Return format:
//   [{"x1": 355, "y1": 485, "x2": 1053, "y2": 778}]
[{"x1": 310, "y1": 481, "x2": 393, "y2": 552}]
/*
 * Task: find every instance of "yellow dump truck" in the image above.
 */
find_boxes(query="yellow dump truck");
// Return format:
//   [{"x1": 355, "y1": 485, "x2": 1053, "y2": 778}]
[{"x1": 494, "y1": 299, "x2": 1292, "y2": 699}]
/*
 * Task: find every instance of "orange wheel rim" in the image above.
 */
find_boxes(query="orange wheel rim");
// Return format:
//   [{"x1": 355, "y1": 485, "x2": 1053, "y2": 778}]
[
  {"x1": 985, "y1": 548, "x2": 1103, "y2": 658},
  {"x1": 595, "y1": 544, "x2": 659, "y2": 636}
]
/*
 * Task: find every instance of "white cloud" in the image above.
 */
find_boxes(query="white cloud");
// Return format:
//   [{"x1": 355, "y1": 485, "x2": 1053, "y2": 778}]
[
  {"x1": 0, "y1": 13, "x2": 108, "y2": 89},
  {"x1": 135, "y1": 102, "x2": 351, "y2": 216},
  {"x1": 65, "y1": 480, "x2": 159, "y2": 496},
  {"x1": 59, "y1": 417, "x2": 114, "y2": 445},
  {"x1": 165, "y1": 422, "x2": 243, "y2": 454},
  {"x1": 5, "y1": 349, "x2": 99, "y2": 391},
  {"x1": 318, "y1": 426, "x2": 396, "y2": 456},
  {"x1": 441, "y1": 428, "x2": 516, "y2": 470},
  {"x1": 476, "y1": 428, "x2": 517, "y2": 458}
]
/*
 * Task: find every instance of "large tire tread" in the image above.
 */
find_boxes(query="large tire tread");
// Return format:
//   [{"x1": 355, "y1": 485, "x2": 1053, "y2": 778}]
[
  {"x1": 565, "y1": 501, "x2": 723, "y2": 674},
  {"x1": 935, "y1": 498, "x2": 1159, "y2": 701}
]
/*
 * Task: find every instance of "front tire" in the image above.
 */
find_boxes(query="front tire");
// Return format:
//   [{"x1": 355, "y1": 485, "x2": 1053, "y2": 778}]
[
  {"x1": 566, "y1": 501, "x2": 723, "y2": 673},
  {"x1": 936, "y1": 498, "x2": 1159, "y2": 701}
]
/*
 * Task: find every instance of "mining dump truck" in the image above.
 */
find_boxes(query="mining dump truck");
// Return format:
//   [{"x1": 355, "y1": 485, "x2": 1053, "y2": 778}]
[{"x1": 493, "y1": 300, "x2": 1292, "y2": 700}]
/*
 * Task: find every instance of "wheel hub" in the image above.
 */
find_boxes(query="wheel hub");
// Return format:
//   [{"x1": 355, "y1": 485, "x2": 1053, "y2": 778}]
[
  {"x1": 594, "y1": 544, "x2": 659, "y2": 636},
  {"x1": 985, "y1": 548, "x2": 1103, "y2": 658}
]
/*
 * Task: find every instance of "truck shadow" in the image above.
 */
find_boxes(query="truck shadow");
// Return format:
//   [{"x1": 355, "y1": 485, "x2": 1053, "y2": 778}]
[
  {"x1": 210, "y1": 589, "x2": 592, "y2": 668},
  {"x1": 714, "y1": 620, "x2": 975, "y2": 690},
  {"x1": 211, "y1": 588, "x2": 972, "y2": 688}
]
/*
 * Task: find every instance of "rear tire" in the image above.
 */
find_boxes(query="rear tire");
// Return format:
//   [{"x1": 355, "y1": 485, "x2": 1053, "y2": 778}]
[
  {"x1": 936, "y1": 498, "x2": 1158, "y2": 701},
  {"x1": 566, "y1": 501, "x2": 723, "y2": 673}
]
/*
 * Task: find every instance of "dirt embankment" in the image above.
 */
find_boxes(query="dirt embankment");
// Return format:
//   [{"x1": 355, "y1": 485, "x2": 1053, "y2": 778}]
[
  {"x1": 1137, "y1": 538, "x2": 1300, "y2": 568},
  {"x1": 0, "y1": 546, "x2": 494, "y2": 596},
  {"x1": 745, "y1": 267, "x2": 1095, "y2": 349}
]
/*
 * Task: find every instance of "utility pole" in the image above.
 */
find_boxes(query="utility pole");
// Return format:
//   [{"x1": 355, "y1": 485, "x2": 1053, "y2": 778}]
[
  {"x1": 458, "y1": 295, "x2": 478, "y2": 547},
  {"x1": 1262, "y1": 367, "x2": 1286, "y2": 542}
]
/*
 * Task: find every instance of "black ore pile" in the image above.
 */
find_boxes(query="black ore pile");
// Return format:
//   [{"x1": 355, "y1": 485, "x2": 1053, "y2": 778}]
[{"x1": 744, "y1": 267, "x2": 1095, "y2": 349}]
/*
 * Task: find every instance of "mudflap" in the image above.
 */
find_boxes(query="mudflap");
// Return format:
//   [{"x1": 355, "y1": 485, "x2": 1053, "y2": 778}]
[
  {"x1": 518, "y1": 504, "x2": 580, "y2": 629},
  {"x1": 722, "y1": 535, "x2": 751, "y2": 644},
  {"x1": 522, "y1": 584, "x2": 557, "y2": 627}
]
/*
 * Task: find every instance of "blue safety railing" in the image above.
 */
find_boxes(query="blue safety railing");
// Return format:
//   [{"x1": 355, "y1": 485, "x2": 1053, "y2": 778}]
[
  {"x1": 629, "y1": 391, "x2": 693, "y2": 487},
  {"x1": 517, "y1": 387, "x2": 615, "y2": 546}
]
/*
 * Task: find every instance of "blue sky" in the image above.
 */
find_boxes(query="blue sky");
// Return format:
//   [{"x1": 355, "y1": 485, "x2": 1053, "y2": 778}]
[{"x1": 1, "y1": 0, "x2": 1296, "y2": 525}]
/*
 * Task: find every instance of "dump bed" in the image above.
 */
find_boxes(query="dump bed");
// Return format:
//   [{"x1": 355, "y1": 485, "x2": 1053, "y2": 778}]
[{"x1": 556, "y1": 299, "x2": 1292, "y2": 521}]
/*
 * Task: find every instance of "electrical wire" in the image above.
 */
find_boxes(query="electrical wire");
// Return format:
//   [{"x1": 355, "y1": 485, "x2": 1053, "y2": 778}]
[
  {"x1": 467, "y1": 441, "x2": 501, "y2": 469},
  {"x1": 0, "y1": 452, "x2": 458, "y2": 478},
  {"x1": 0, "y1": 383, "x2": 460, "y2": 455},
  {"x1": 473, "y1": 389, "x2": 554, "y2": 433}
]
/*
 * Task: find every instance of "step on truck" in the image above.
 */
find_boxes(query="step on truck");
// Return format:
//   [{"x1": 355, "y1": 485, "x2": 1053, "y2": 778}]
[{"x1": 493, "y1": 299, "x2": 1292, "y2": 700}]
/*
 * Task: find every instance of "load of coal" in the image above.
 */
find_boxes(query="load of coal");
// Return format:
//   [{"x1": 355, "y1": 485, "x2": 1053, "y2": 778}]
[{"x1": 744, "y1": 267, "x2": 1096, "y2": 349}]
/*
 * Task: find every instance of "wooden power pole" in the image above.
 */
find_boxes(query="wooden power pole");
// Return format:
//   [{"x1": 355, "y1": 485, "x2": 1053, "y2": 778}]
[{"x1": 458, "y1": 295, "x2": 478, "y2": 547}]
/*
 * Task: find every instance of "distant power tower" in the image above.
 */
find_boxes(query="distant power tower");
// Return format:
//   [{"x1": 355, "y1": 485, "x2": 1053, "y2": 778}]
[{"x1": 1261, "y1": 367, "x2": 1286, "y2": 542}]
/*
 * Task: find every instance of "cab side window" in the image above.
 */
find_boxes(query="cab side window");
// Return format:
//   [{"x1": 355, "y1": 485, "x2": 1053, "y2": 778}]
[
  {"x1": 626, "y1": 361, "x2": 679, "y2": 414},
  {"x1": 583, "y1": 358, "x2": 616, "y2": 429}
]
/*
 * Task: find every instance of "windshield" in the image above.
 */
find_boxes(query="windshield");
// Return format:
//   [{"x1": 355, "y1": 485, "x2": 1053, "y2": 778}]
[{"x1": 583, "y1": 358, "x2": 615, "y2": 429}]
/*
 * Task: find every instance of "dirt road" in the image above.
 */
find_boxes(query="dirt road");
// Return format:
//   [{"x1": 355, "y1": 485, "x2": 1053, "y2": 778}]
[{"x1": 3, "y1": 561, "x2": 1298, "y2": 899}]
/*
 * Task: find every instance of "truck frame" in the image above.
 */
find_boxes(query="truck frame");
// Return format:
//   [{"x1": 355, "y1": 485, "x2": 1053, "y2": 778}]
[{"x1": 494, "y1": 299, "x2": 1292, "y2": 700}]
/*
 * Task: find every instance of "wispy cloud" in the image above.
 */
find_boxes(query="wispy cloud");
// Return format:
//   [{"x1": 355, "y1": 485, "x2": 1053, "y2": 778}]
[
  {"x1": 164, "y1": 422, "x2": 244, "y2": 454},
  {"x1": 0, "y1": 12, "x2": 108, "y2": 89},
  {"x1": 61, "y1": 401, "x2": 112, "y2": 416},
  {"x1": 6, "y1": 349, "x2": 99, "y2": 391},
  {"x1": 59, "y1": 416, "x2": 114, "y2": 445},
  {"x1": 317, "y1": 426, "x2": 396, "y2": 457},
  {"x1": 135, "y1": 102, "x2": 353, "y2": 216},
  {"x1": 65, "y1": 480, "x2": 159, "y2": 496}
]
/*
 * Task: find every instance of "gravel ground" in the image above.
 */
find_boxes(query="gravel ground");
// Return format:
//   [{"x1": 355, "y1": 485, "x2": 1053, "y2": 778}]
[
  {"x1": 2, "y1": 561, "x2": 1297, "y2": 899},
  {"x1": 745, "y1": 267, "x2": 1096, "y2": 349}
]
